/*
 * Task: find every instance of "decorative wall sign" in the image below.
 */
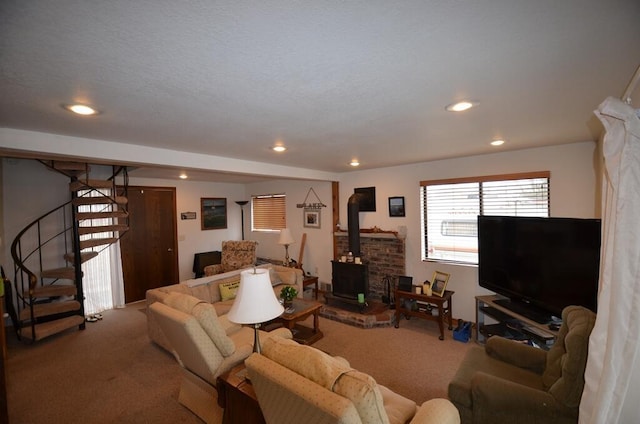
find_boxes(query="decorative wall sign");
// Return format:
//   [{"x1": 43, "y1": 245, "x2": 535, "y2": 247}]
[
  {"x1": 180, "y1": 211, "x2": 197, "y2": 220},
  {"x1": 388, "y1": 196, "x2": 405, "y2": 217},
  {"x1": 303, "y1": 209, "x2": 321, "y2": 228},
  {"x1": 354, "y1": 187, "x2": 376, "y2": 211},
  {"x1": 201, "y1": 198, "x2": 227, "y2": 230},
  {"x1": 297, "y1": 187, "x2": 327, "y2": 209}
]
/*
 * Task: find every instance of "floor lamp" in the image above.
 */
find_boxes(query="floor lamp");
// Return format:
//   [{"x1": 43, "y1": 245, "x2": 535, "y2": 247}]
[
  {"x1": 235, "y1": 200, "x2": 248, "y2": 240},
  {"x1": 227, "y1": 268, "x2": 284, "y2": 353}
]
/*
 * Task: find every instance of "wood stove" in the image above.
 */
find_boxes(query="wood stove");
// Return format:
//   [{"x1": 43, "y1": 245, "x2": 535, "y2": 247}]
[{"x1": 331, "y1": 260, "x2": 369, "y2": 301}]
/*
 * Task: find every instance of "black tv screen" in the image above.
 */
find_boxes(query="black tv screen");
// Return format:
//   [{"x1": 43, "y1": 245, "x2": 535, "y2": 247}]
[{"x1": 478, "y1": 215, "x2": 601, "y2": 320}]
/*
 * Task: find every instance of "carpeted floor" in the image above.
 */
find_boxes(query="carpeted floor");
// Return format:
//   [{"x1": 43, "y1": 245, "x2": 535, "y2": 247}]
[{"x1": 5, "y1": 300, "x2": 472, "y2": 423}]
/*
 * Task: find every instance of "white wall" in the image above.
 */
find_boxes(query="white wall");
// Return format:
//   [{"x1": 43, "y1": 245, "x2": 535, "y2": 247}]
[
  {"x1": 245, "y1": 179, "x2": 334, "y2": 284},
  {"x1": 1, "y1": 141, "x2": 598, "y2": 321},
  {"x1": 335, "y1": 141, "x2": 599, "y2": 321},
  {"x1": 127, "y1": 177, "x2": 247, "y2": 282}
]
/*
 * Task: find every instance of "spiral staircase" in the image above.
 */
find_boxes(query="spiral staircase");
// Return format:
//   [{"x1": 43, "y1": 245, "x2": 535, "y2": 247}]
[{"x1": 8, "y1": 161, "x2": 129, "y2": 341}]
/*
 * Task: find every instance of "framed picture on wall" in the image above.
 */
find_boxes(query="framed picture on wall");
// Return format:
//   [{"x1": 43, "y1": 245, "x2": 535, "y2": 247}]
[
  {"x1": 388, "y1": 196, "x2": 405, "y2": 217},
  {"x1": 354, "y1": 186, "x2": 376, "y2": 211},
  {"x1": 201, "y1": 198, "x2": 227, "y2": 230},
  {"x1": 303, "y1": 209, "x2": 321, "y2": 228}
]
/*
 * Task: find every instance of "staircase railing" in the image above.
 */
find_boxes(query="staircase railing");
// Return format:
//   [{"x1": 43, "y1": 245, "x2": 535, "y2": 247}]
[{"x1": 8, "y1": 163, "x2": 129, "y2": 340}]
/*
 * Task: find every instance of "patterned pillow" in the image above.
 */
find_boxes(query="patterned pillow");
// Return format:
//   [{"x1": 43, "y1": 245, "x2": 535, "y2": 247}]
[
  {"x1": 333, "y1": 370, "x2": 389, "y2": 424},
  {"x1": 219, "y1": 280, "x2": 240, "y2": 301}
]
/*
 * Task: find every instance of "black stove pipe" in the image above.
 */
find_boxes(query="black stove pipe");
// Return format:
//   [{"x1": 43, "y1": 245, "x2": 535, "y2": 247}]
[{"x1": 347, "y1": 193, "x2": 361, "y2": 256}]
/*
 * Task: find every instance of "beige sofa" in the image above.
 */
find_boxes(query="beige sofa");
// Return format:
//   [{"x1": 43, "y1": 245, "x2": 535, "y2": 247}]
[
  {"x1": 148, "y1": 292, "x2": 292, "y2": 423},
  {"x1": 246, "y1": 337, "x2": 461, "y2": 424},
  {"x1": 146, "y1": 264, "x2": 303, "y2": 352}
]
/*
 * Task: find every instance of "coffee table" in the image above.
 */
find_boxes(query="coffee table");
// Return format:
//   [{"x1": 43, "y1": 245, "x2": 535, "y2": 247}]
[{"x1": 274, "y1": 298, "x2": 323, "y2": 345}]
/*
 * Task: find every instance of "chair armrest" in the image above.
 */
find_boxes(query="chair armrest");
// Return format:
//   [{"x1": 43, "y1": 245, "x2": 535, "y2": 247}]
[
  {"x1": 470, "y1": 372, "x2": 561, "y2": 419},
  {"x1": 411, "y1": 398, "x2": 460, "y2": 424},
  {"x1": 485, "y1": 336, "x2": 547, "y2": 374},
  {"x1": 204, "y1": 264, "x2": 223, "y2": 276}
]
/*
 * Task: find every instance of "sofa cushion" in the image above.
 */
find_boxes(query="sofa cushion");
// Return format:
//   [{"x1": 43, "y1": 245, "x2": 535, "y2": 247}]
[
  {"x1": 219, "y1": 280, "x2": 240, "y2": 301},
  {"x1": 275, "y1": 268, "x2": 297, "y2": 286},
  {"x1": 163, "y1": 292, "x2": 236, "y2": 357},
  {"x1": 262, "y1": 337, "x2": 390, "y2": 424}
]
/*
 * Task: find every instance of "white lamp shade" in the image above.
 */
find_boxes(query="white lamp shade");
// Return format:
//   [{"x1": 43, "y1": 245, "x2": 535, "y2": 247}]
[
  {"x1": 278, "y1": 228, "x2": 295, "y2": 245},
  {"x1": 227, "y1": 269, "x2": 284, "y2": 324}
]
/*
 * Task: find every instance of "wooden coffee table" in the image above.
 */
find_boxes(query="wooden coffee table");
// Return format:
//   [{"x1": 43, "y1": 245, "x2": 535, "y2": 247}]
[{"x1": 275, "y1": 298, "x2": 323, "y2": 345}]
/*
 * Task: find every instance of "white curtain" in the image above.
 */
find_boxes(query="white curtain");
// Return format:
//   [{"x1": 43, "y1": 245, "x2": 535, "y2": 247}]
[
  {"x1": 78, "y1": 189, "x2": 126, "y2": 315},
  {"x1": 580, "y1": 97, "x2": 640, "y2": 423}
]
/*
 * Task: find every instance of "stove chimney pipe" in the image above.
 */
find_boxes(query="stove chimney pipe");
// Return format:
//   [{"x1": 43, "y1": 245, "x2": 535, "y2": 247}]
[{"x1": 347, "y1": 194, "x2": 361, "y2": 256}]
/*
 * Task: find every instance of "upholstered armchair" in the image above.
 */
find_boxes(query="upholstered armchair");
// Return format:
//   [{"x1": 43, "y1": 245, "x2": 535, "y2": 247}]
[
  {"x1": 204, "y1": 240, "x2": 257, "y2": 276},
  {"x1": 448, "y1": 305, "x2": 596, "y2": 424}
]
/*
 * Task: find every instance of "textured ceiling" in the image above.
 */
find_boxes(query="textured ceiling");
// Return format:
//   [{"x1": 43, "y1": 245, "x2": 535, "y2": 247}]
[{"x1": 1, "y1": 1, "x2": 639, "y2": 181}]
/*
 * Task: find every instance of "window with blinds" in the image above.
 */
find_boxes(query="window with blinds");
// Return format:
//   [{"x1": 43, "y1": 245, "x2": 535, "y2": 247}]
[
  {"x1": 251, "y1": 194, "x2": 286, "y2": 231},
  {"x1": 420, "y1": 172, "x2": 550, "y2": 264}
]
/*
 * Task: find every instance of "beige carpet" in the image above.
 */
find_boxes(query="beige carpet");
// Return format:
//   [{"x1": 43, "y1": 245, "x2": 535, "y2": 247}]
[{"x1": 5, "y1": 301, "x2": 472, "y2": 423}]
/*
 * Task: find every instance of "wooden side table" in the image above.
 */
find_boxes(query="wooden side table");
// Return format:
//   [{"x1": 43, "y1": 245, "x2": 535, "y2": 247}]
[
  {"x1": 394, "y1": 289, "x2": 454, "y2": 340},
  {"x1": 303, "y1": 275, "x2": 319, "y2": 299},
  {"x1": 217, "y1": 363, "x2": 265, "y2": 424}
]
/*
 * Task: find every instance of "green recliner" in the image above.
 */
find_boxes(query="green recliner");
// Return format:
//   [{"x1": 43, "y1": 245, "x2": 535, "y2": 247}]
[{"x1": 448, "y1": 305, "x2": 596, "y2": 424}]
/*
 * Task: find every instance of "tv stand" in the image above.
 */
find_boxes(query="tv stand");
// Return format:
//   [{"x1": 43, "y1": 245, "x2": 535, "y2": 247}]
[
  {"x1": 493, "y1": 298, "x2": 551, "y2": 324},
  {"x1": 476, "y1": 295, "x2": 558, "y2": 348}
]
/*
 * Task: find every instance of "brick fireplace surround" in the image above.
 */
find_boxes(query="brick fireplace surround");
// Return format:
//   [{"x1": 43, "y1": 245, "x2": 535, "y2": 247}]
[{"x1": 334, "y1": 232, "x2": 406, "y2": 300}]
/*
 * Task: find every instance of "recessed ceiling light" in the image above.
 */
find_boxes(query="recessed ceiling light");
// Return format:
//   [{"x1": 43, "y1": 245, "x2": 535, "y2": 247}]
[
  {"x1": 491, "y1": 139, "x2": 505, "y2": 146},
  {"x1": 272, "y1": 145, "x2": 286, "y2": 152},
  {"x1": 179, "y1": 173, "x2": 188, "y2": 179},
  {"x1": 63, "y1": 103, "x2": 100, "y2": 116},
  {"x1": 350, "y1": 160, "x2": 360, "y2": 167},
  {"x1": 445, "y1": 101, "x2": 476, "y2": 112}
]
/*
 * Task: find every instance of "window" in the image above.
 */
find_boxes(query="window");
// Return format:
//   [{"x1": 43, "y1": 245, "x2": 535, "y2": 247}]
[
  {"x1": 421, "y1": 172, "x2": 549, "y2": 264},
  {"x1": 251, "y1": 194, "x2": 286, "y2": 231}
]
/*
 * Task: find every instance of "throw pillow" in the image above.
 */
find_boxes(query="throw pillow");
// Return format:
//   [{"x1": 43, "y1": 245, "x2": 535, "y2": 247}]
[
  {"x1": 333, "y1": 371, "x2": 389, "y2": 424},
  {"x1": 219, "y1": 280, "x2": 240, "y2": 301},
  {"x1": 191, "y1": 302, "x2": 236, "y2": 356}
]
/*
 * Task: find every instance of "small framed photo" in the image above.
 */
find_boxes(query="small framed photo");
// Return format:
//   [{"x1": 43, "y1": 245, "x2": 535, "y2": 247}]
[
  {"x1": 388, "y1": 196, "x2": 405, "y2": 217},
  {"x1": 303, "y1": 209, "x2": 321, "y2": 228},
  {"x1": 429, "y1": 271, "x2": 450, "y2": 297},
  {"x1": 201, "y1": 198, "x2": 227, "y2": 230}
]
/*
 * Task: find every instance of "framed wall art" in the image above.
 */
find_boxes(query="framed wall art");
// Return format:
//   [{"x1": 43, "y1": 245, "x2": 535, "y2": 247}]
[
  {"x1": 354, "y1": 186, "x2": 376, "y2": 211},
  {"x1": 388, "y1": 196, "x2": 405, "y2": 217},
  {"x1": 303, "y1": 209, "x2": 321, "y2": 228},
  {"x1": 201, "y1": 197, "x2": 227, "y2": 230}
]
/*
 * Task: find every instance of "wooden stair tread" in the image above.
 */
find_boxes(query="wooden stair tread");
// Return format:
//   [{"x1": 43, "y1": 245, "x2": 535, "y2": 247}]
[
  {"x1": 41, "y1": 267, "x2": 77, "y2": 280},
  {"x1": 78, "y1": 224, "x2": 129, "y2": 235},
  {"x1": 64, "y1": 251, "x2": 99, "y2": 263},
  {"x1": 69, "y1": 179, "x2": 114, "y2": 191},
  {"x1": 76, "y1": 210, "x2": 128, "y2": 220},
  {"x1": 73, "y1": 196, "x2": 128, "y2": 206},
  {"x1": 80, "y1": 237, "x2": 118, "y2": 249},
  {"x1": 50, "y1": 161, "x2": 89, "y2": 172},
  {"x1": 19, "y1": 300, "x2": 81, "y2": 320},
  {"x1": 22, "y1": 315, "x2": 85, "y2": 341},
  {"x1": 32, "y1": 285, "x2": 77, "y2": 298}
]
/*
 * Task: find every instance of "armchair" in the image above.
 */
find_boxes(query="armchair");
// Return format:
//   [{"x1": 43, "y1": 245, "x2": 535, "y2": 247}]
[
  {"x1": 204, "y1": 240, "x2": 257, "y2": 276},
  {"x1": 448, "y1": 305, "x2": 596, "y2": 424}
]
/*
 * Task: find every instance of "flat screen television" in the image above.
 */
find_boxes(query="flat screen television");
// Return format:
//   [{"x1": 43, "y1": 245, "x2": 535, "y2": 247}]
[{"x1": 478, "y1": 215, "x2": 601, "y2": 322}]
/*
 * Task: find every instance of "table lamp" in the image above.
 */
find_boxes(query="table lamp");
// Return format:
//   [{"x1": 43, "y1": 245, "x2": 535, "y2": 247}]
[
  {"x1": 227, "y1": 268, "x2": 284, "y2": 353},
  {"x1": 278, "y1": 228, "x2": 295, "y2": 267}
]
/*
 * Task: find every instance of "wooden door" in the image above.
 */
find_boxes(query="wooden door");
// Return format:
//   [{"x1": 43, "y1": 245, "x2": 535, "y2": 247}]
[{"x1": 119, "y1": 186, "x2": 179, "y2": 303}]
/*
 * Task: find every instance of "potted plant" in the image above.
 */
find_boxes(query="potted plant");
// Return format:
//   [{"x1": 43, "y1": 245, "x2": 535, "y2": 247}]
[{"x1": 280, "y1": 286, "x2": 298, "y2": 308}]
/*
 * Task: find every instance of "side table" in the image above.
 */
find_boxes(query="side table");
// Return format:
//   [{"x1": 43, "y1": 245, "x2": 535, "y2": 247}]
[
  {"x1": 394, "y1": 289, "x2": 454, "y2": 340},
  {"x1": 303, "y1": 275, "x2": 319, "y2": 299},
  {"x1": 217, "y1": 363, "x2": 265, "y2": 424}
]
